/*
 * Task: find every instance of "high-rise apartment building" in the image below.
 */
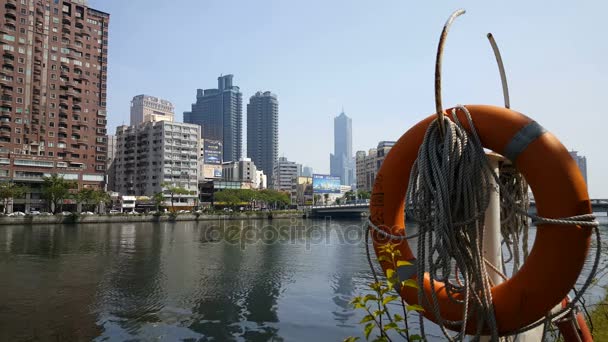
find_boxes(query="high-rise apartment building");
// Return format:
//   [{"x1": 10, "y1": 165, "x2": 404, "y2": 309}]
[
  {"x1": 130, "y1": 94, "x2": 174, "y2": 125},
  {"x1": 113, "y1": 121, "x2": 200, "y2": 207},
  {"x1": 0, "y1": 0, "x2": 109, "y2": 212},
  {"x1": 106, "y1": 134, "x2": 116, "y2": 191},
  {"x1": 184, "y1": 74, "x2": 242, "y2": 162},
  {"x1": 330, "y1": 111, "x2": 354, "y2": 185},
  {"x1": 247, "y1": 91, "x2": 278, "y2": 186},
  {"x1": 302, "y1": 166, "x2": 313, "y2": 177},
  {"x1": 355, "y1": 141, "x2": 395, "y2": 192},
  {"x1": 569, "y1": 151, "x2": 588, "y2": 185}
]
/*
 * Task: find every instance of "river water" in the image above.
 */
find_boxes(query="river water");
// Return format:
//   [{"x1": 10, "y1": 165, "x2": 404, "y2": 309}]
[{"x1": 0, "y1": 218, "x2": 606, "y2": 341}]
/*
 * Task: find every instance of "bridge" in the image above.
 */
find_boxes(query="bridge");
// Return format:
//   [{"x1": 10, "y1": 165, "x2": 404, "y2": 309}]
[{"x1": 309, "y1": 199, "x2": 608, "y2": 219}]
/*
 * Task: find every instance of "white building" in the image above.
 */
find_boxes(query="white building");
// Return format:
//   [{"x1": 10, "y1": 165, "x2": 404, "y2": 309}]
[
  {"x1": 222, "y1": 158, "x2": 266, "y2": 189},
  {"x1": 130, "y1": 94, "x2": 175, "y2": 125},
  {"x1": 113, "y1": 121, "x2": 200, "y2": 208},
  {"x1": 273, "y1": 157, "x2": 299, "y2": 193}
]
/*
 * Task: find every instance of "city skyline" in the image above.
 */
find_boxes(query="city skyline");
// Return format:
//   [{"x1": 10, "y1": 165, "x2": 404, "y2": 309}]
[
  {"x1": 247, "y1": 91, "x2": 278, "y2": 187},
  {"x1": 92, "y1": 0, "x2": 608, "y2": 197}
]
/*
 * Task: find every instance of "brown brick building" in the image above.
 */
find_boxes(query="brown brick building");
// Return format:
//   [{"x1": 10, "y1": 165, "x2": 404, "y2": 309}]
[{"x1": 0, "y1": 0, "x2": 109, "y2": 212}]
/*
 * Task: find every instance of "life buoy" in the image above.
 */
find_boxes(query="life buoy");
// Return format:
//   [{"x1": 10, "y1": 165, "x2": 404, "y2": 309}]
[
  {"x1": 370, "y1": 104, "x2": 592, "y2": 334},
  {"x1": 556, "y1": 297, "x2": 593, "y2": 342}
]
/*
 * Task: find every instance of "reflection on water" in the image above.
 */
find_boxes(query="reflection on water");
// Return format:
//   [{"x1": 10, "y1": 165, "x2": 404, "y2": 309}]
[{"x1": 0, "y1": 218, "x2": 606, "y2": 341}]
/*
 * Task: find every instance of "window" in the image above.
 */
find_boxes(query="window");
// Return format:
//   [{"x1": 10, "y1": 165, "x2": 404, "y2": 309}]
[
  {"x1": 51, "y1": 65, "x2": 56, "y2": 70},
  {"x1": 48, "y1": 151, "x2": 54, "y2": 157},
  {"x1": 18, "y1": 47, "x2": 24, "y2": 54},
  {"x1": 58, "y1": 142, "x2": 66, "y2": 148},
  {"x1": 14, "y1": 159, "x2": 54, "y2": 168},
  {"x1": 16, "y1": 98, "x2": 22, "y2": 104},
  {"x1": 15, "y1": 118, "x2": 21, "y2": 124},
  {"x1": 17, "y1": 88, "x2": 22, "y2": 94},
  {"x1": 52, "y1": 36, "x2": 58, "y2": 42},
  {"x1": 3, "y1": 45, "x2": 14, "y2": 52},
  {"x1": 17, "y1": 67, "x2": 23, "y2": 73},
  {"x1": 18, "y1": 57, "x2": 24, "y2": 63},
  {"x1": 52, "y1": 27, "x2": 57, "y2": 32},
  {"x1": 18, "y1": 38, "x2": 25, "y2": 44},
  {"x1": 15, "y1": 128, "x2": 20, "y2": 133}
]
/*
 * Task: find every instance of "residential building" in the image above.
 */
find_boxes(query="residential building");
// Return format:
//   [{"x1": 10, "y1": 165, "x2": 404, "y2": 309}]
[
  {"x1": 302, "y1": 166, "x2": 313, "y2": 177},
  {"x1": 222, "y1": 157, "x2": 265, "y2": 189},
  {"x1": 184, "y1": 74, "x2": 242, "y2": 162},
  {"x1": 273, "y1": 156, "x2": 298, "y2": 193},
  {"x1": 569, "y1": 151, "x2": 588, "y2": 185},
  {"x1": 113, "y1": 121, "x2": 200, "y2": 208},
  {"x1": 106, "y1": 134, "x2": 117, "y2": 191},
  {"x1": 247, "y1": 91, "x2": 278, "y2": 186},
  {"x1": 0, "y1": 0, "x2": 109, "y2": 212},
  {"x1": 330, "y1": 111, "x2": 354, "y2": 185},
  {"x1": 130, "y1": 94, "x2": 174, "y2": 125},
  {"x1": 355, "y1": 141, "x2": 396, "y2": 192}
]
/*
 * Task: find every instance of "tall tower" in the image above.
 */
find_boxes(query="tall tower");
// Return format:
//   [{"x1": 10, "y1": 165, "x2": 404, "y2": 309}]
[
  {"x1": 330, "y1": 111, "x2": 353, "y2": 185},
  {"x1": 0, "y1": 0, "x2": 110, "y2": 211},
  {"x1": 184, "y1": 74, "x2": 242, "y2": 162},
  {"x1": 247, "y1": 91, "x2": 278, "y2": 186},
  {"x1": 130, "y1": 94, "x2": 174, "y2": 125}
]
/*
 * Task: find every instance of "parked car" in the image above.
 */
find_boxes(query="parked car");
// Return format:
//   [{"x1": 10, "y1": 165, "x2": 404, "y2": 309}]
[
  {"x1": 109, "y1": 210, "x2": 121, "y2": 215},
  {"x1": 60, "y1": 211, "x2": 72, "y2": 216},
  {"x1": 82, "y1": 211, "x2": 95, "y2": 215},
  {"x1": 7, "y1": 211, "x2": 25, "y2": 217},
  {"x1": 40, "y1": 212, "x2": 53, "y2": 216},
  {"x1": 29, "y1": 211, "x2": 41, "y2": 216},
  {"x1": 177, "y1": 210, "x2": 188, "y2": 214}
]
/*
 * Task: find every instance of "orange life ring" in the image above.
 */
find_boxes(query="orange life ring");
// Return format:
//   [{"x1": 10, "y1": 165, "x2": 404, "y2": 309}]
[{"x1": 370, "y1": 104, "x2": 592, "y2": 334}]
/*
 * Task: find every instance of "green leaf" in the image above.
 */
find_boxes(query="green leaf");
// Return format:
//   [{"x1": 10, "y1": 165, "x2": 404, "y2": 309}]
[
  {"x1": 391, "y1": 249, "x2": 402, "y2": 257},
  {"x1": 406, "y1": 304, "x2": 425, "y2": 312},
  {"x1": 396, "y1": 260, "x2": 412, "y2": 267},
  {"x1": 343, "y1": 337, "x2": 360, "y2": 342},
  {"x1": 359, "y1": 315, "x2": 374, "y2": 324},
  {"x1": 383, "y1": 322, "x2": 398, "y2": 331},
  {"x1": 350, "y1": 297, "x2": 362, "y2": 304},
  {"x1": 369, "y1": 282, "x2": 383, "y2": 291},
  {"x1": 372, "y1": 309, "x2": 385, "y2": 317},
  {"x1": 401, "y1": 279, "x2": 419, "y2": 289},
  {"x1": 393, "y1": 313, "x2": 404, "y2": 322},
  {"x1": 363, "y1": 294, "x2": 378, "y2": 303},
  {"x1": 354, "y1": 303, "x2": 366, "y2": 309},
  {"x1": 409, "y1": 334, "x2": 424, "y2": 341},
  {"x1": 385, "y1": 268, "x2": 395, "y2": 279},
  {"x1": 364, "y1": 322, "x2": 375, "y2": 340},
  {"x1": 382, "y1": 295, "x2": 399, "y2": 306}
]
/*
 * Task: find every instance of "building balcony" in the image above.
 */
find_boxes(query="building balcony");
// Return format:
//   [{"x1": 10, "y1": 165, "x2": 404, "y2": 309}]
[
  {"x1": 5, "y1": 12, "x2": 16, "y2": 21},
  {"x1": 1, "y1": 99, "x2": 10, "y2": 107},
  {"x1": 0, "y1": 130, "x2": 10, "y2": 137},
  {"x1": 5, "y1": 0, "x2": 16, "y2": 9},
  {"x1": 2, "y1": 58, "x2": 13, "y2": 67},
  {"x1": 33, "y1": 75, "x2": 41, "y2": 82},
  {"x1": 4, "y1": 22, "x2": 16, "y2": 32},
  {"x1": 62, "y1": 18, "x2": 71, "y2": 26},
  {"x1": 58, "y1": 126, "x2": 67, "y2": 132}
]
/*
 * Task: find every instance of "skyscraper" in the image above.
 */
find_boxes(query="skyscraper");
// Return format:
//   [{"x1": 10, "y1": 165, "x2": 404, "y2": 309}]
[
  {"x1": 330, "y1": 111, "x2": 353, "y2": 185},
  {"x1": 0, "y1": 0, "x2": 109, "y2": 212},
  {"x1": 569, "y1": 151, "x2": 588, "y2": 185},
  {"x1": 247, "y1": 91, "x2": 278, "y2": 186},
  {"x1": 184, "y1": 74, "x2": 242, "y2": 162},
  {"x1": 130, "y1": 94, "x2": 174, "y2": 125}
]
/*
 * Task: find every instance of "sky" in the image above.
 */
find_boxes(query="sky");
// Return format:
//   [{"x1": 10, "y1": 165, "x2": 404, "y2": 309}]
[{"x1": 90, "y1": 0, "x2": 608, "y2": 197}]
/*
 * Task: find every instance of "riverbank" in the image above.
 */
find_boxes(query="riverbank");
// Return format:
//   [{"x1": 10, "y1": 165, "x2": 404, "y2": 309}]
[{"x1": 0, "y1": 211, "x2": 304, "y2": 225}]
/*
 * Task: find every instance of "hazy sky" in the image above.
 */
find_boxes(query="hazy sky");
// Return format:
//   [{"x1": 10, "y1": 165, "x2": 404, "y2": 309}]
[{"x1": 90, "y1": 0, "x2": 607, "y2": 197}]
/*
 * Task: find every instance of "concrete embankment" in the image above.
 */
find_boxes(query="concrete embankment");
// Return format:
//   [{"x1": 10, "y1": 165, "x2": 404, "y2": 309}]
[{"x1": 0, "y1": 211, "x2": 304, "y2": 226}]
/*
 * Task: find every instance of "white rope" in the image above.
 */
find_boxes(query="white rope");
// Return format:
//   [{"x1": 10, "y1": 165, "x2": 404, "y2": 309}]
[{"x1": 367, "y1": 105, "x2": 600, "y2": 341}]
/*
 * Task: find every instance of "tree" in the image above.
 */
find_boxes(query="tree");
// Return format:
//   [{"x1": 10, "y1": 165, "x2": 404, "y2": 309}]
[
  {"x1": 74, "y1": 188, "x2": 95, "y2": 211},
  {"x1": 161, "y1": 182, "x2": 193, "y2": 212},
  {"x1": 314, "y1": 194, "x2": 321, "y2": 206},
  {"x1": 42, "y1": 174, "x2": 74, "y2": 214},
  {"x1": 90, "y1": 190, "x2": 111, "y2": 213},
  {"x1": 324, "y1": 193, "x2": 329, "y2": 205},
  {"x1": 358, "y1": 190, "x2": 371, "y2": 199},
  {"x1": 152, "y1": 192, "x2": 165, "y2": 212},
  {"x1": 0, "y1": 182, "x2": 25, "y2": 214}
]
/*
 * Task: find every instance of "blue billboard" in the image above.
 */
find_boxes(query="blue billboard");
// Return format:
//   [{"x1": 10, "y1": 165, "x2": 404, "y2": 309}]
[
  {"x1": 204, "y1": 140, "x2": 222, "y2": 165},
  {"x1": 313, "y1": 174, "x2": 341, "y2": 194}
]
